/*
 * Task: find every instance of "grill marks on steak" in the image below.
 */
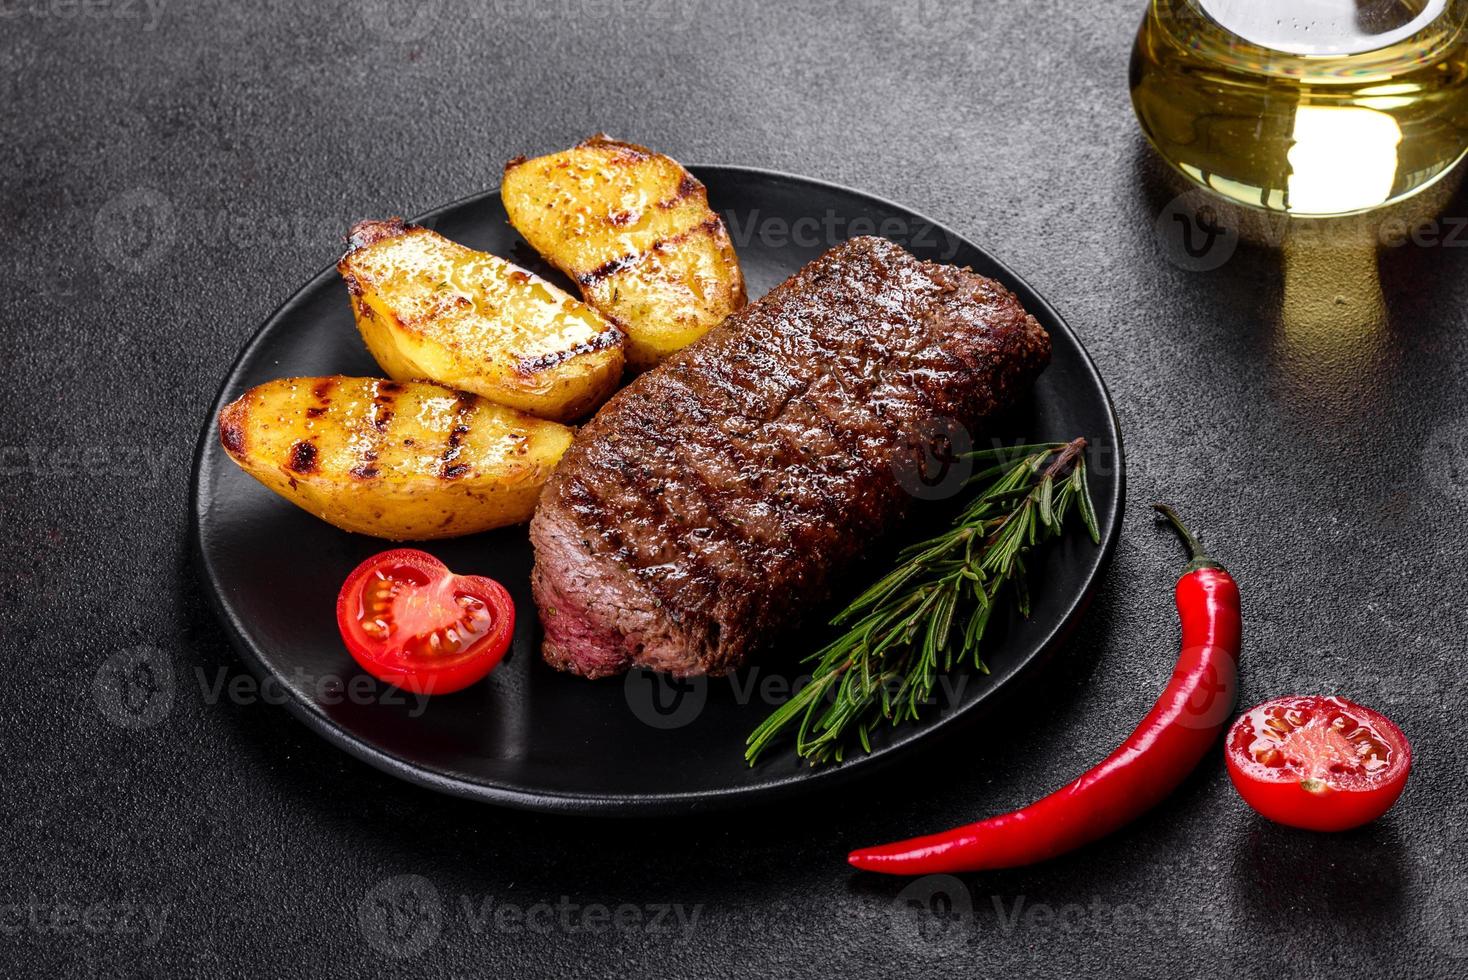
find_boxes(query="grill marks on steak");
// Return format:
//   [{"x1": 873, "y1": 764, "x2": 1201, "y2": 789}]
[{"x1": 530, "y1": 236, "x2": 1051, "y2": 679}]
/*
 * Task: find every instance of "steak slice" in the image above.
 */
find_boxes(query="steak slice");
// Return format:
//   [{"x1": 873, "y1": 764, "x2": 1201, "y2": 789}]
[{"x1": 530, "y1": 236, "x2": 1051, "y2": 679}]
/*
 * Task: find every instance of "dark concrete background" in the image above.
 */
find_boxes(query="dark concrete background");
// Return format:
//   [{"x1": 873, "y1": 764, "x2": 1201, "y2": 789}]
[{"x1": 4, "y1": 1, "x2": 1466, "y2": 976}]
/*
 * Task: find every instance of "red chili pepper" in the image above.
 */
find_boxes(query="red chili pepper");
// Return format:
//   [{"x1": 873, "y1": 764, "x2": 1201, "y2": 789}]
[{"x1": 847, "y1": 504, "x2": 1242, "y2": 875}]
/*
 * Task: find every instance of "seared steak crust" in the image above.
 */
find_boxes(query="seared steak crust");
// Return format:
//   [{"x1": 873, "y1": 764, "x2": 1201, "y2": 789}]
[{"x1": 530, "y1": 237, "x2": 1051, "y2": 678}]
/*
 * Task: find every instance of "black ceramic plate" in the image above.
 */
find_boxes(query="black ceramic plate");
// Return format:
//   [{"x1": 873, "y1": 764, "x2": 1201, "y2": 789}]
[{"x1": 191, "y1": 167, "x2": 1124, "y2": 815}]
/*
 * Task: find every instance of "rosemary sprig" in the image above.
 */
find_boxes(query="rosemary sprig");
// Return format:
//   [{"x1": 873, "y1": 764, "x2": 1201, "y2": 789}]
[{"x1": 745, "y1": 438, "x2": 1100, "y2": 766}]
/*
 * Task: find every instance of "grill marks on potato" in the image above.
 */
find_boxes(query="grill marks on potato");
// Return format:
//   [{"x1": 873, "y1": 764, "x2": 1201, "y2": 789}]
[
  {"x1": 661, "y1": 173, "x2": 700, "y2": 209},
  {"x1": 347, "y1": 381, "x2": 401, "y2": 481},
  {"x1": 349, "y1": 455, "x2": 380, "y2": 480},
  {"x1": 287, "y1": 440, "x2": 319, "y2": 474},
  {"x1": 217, "y1": 376, "x2": 575, "y2": 540},
  {"x1": 439, "y1": 391, "x2": 479, "y2": 481},
  {"x1": 337, "y1": 223, "x2": 624, "y2": 422},
  {"x1": 578, "y1": 217, "x2": 726, "y2": 287},
  {"x1": 287, "y1": 378, "x2": 441, "y2": 483},
  {"x1": 305, "y1": 379, "x2": 336, "y2": 419},
  {"x1": 501, "y1": 136, "x2": 747, "y2": 368},
  {"x1": 369, "y1": 381, "x2": 400, "y2": 431},
  {"x1": 578, "y1": 255, "x2": 638, "y2": 287},
  {"x1": 514, "y1": 325, "x2": 624, "y2": 376},
  {"x1": 574, "y1": 177, "x2": 713, "y2": 282}
]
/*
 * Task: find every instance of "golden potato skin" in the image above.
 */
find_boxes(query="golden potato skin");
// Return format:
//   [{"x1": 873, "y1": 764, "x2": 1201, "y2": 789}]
[
  {"x1": 338, "y1": 219, "x2": 624, "y2": 423},
  {"x1": 218, "y1": 376, "x2": 573, "y2": 540},
  {"x1": 501, "y1": 135, "x2": 747, "y2": 369}
]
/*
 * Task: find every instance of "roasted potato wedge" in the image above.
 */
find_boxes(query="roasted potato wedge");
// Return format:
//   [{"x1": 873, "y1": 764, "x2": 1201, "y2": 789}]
[
  {"x1": 338, "y1": 219, "x2": 623, "y2": 423},
  {"x1": 218, "y1": 376, "x2": 573, "y2": 540},
  {"x1": 502, "y1": 135, "x2": 747, "y2": 369}
]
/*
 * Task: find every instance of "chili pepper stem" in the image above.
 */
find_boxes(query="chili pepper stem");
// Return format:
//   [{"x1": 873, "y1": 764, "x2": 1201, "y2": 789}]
[{"x1": 1153, "y1": 503, "x2": 1223, "y2": 573}]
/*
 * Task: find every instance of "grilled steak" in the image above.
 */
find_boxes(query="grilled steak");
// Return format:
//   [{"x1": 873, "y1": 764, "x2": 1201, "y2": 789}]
[{"x1": 530, "y1": 237, "x2": 1051, "y2": 678}]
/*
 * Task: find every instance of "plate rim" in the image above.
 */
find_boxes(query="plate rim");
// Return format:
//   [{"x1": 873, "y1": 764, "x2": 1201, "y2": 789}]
[{"x1": 188, "y1": 164, "x2": 1126, "y2": 816}]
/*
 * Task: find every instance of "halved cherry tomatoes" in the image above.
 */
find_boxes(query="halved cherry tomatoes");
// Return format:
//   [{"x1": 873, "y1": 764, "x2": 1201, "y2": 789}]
[
  {"x1": 336, "y1": 549, "x2": 515, "y2": 695},
  {"x1": 1225, "y1": 695, "x2": 1411, "y2": 832}
]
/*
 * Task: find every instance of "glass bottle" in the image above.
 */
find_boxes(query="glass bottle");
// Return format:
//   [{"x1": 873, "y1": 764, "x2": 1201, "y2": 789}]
[{"x1": 1131, "y1": 0, "x2": 1468, "y2": 216}]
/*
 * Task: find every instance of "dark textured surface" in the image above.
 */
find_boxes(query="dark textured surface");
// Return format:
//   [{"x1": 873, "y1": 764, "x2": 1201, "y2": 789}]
[{"x1": 3, "y1": 1, "x2": 1466, "y2": 977}]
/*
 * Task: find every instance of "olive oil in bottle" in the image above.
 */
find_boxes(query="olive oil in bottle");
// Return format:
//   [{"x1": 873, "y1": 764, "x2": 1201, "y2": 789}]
[{"x1": 1131, "y1": 0, "x2": 1468, "y2": 216}]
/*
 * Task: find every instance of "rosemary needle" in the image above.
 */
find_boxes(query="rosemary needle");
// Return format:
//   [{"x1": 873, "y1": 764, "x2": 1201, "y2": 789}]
[{"x1": 745, "y1": 437, "x2": 1099, "y2": 766}]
